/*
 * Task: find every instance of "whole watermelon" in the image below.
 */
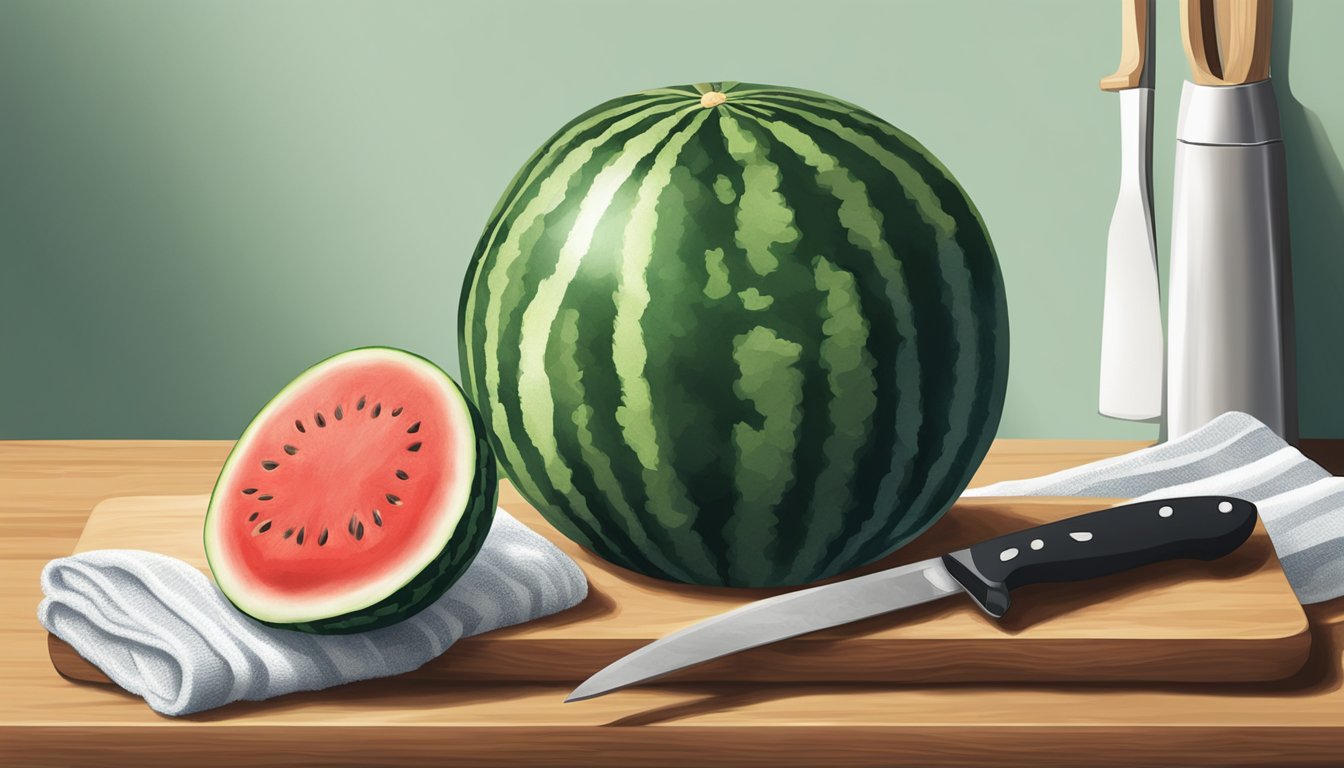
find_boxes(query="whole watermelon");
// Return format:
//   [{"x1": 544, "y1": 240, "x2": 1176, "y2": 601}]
[{"x1": 458, "y1": 81, "x2": 1008, "y2": 587}]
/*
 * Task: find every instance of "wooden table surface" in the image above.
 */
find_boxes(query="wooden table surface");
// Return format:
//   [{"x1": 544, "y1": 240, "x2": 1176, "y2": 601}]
[{"x1": 3, "y1": 439, "x2": 1344, "y2": 767}]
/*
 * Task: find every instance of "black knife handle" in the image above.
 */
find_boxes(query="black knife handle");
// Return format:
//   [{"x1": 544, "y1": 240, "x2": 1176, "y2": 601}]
[{"x1": 941, "y1": 496, "x2": 1257, "y2": 619}]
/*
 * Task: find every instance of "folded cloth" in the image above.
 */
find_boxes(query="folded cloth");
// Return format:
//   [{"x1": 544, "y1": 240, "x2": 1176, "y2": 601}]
[
  {"x1": 38, "y1": 509, "x2": 587, "y2": 716},
  {"x1": 963, "y1": 411, "x2": 1344, "y2": 605}
]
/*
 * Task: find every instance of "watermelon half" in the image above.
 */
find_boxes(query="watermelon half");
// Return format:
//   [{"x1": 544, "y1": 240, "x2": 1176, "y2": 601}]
[{"x1": 204, "y1": 347, "x2": 497, "y2": 634}]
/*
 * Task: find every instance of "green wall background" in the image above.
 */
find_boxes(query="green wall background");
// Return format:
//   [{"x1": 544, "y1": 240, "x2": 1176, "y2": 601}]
[{"x1": 2, "y1": 0, "x2": 1343, "y2": 440}]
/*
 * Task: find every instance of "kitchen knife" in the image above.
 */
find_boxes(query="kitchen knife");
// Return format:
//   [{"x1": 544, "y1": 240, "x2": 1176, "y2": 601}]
[
  {"x1": 566, "y1": 496, "x2": 1256, "y2": 702},
  {"x1": 1098, "y1": 0, "x2": 1164, "y2": 422}
]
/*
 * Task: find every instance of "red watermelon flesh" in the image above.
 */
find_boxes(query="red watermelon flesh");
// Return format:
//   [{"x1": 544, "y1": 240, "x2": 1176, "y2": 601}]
[{"x1": 205, "y1": 348, "x2": 497, "y2": 633}]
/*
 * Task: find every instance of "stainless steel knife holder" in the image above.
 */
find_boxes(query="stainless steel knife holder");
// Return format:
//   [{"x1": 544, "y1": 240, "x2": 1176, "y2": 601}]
[{"x1": 1167, "y1": 79, "x2": 1297, "y2": 442}]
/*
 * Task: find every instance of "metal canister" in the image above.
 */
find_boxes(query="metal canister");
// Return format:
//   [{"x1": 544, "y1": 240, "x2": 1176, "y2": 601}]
[{"x1": 1167, "y1": 77, "x2": 1296, "y2": 442}]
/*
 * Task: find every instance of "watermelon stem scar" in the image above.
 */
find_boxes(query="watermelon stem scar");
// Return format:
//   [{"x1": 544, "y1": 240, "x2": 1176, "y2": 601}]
[
  {"x1": 204, "y1": 347, "x2": 499, "y2": 634},
  {"x1": 700, "y1": 91, "x2": 728, "y2": 109}
]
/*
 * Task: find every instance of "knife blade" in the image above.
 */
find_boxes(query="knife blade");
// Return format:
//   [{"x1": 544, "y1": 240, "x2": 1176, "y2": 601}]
[
  {"x1": 1099, "y1": 0, "x2": 1164, "y2": 421},
  {"x1": 566, "y1": 496, "x2": 1256, "y2": 702}
]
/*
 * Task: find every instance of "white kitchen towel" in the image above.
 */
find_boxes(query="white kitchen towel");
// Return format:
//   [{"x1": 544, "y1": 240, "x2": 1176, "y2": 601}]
[
  {"x1": 38, "y1": 509, "x2": 587, "y2": 716},
  {"x1": 963, "y1": 411, "x2": 1344, "y2": 605}
]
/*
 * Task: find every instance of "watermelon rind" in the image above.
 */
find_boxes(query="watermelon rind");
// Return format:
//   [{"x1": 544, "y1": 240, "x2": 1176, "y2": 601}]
[
  {"x1": 204, "y1": 347, "x2": 498, "y2": 634},
  {"x1": 458, "y1": 82, "x2": 1009, "y2": 587}
]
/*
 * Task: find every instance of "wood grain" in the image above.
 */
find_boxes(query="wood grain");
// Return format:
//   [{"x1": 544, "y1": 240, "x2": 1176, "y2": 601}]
[
  {"x1": 48, "y1": 490, "x2": 1310, "y2": 685},
  {"x1": 1182, "y1": 0, "x2": 1274, "y2": 85},
  {"x1": 5, "y1": 439, "x2": 1344, "y2": 767},
  {"x1": 1100, "y1": 0, "x2": 1153, "y2": 91}
]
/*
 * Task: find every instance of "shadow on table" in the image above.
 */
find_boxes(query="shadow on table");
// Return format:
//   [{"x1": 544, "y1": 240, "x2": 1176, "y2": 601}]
[{"x1": 179, "y1": 677, "x2": 543, "y2": 722}]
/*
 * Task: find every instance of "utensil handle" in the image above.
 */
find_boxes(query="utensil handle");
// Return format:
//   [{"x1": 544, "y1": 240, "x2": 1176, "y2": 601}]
[
  {"x1": 1101, "y1": 0, "x2": 1155, "y2": 91},
  {"x1": 942, "y1": 497, "x2": 1257, "y2": 618},
  {"x1": 1182, "y1": 0, "x2": 1274, "y2": 85}
]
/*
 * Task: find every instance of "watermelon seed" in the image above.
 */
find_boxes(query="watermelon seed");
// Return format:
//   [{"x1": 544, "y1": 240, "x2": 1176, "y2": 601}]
[
  {"x1": 357, "y1": 396, "x2": 366, "y2": 411},
  {"x1": 282, "y1": 527, "x2": 294, "y2": 539},
  {"x1": 348, "y1": 514, "x2": 359, "y2": 535},
  {"x1": 373, "y1": 510, "x2": 383, "y2": 526},
  {"x1": 386, "y1": 493, "x2": 402, "y2": 506},
  {"x1": 406, "y1": 421, "x2": 421, "y2": 434},
  {"x1": 259, "y1": 494, "x2": 273, "y2": 501},
  {"x1": 257, "y1": 520, "x2": 272, "y2": 534},
  {"x1": 262, "y1": 460, "x2": 279, "y2": 471},
  {"x1": 392, "y1": 406, "x2": 403, "y2": 417},
  {"x1": 296, "y1": 527, "x2": 305, "y2": 545},
  {"x1": 248, "y1": 512, "x2": 259, "y2": 522},
  {"x1": 295, "y1": 419, "x2": 306, "y2": 433},
  {"x1": 242, "y1": 488, "x2": 258, "y2": 495},
  {"x1": 283, "y1": 444, "x2": 298, "y2": 455},
  {"x1": 407, "y1": 442, "x2": 422, "y2": 452},
  {"x1": 315, "y1": 412, "x2": 326, "y2": 428},
  {"x1": 372, "y1": 403, "x2": 382, "y2": 418},
  {"x1": 356, "y1": 521, "x2": 365, "y2": 541},
  {"x1": 334, "y1": 405, "x2": 343, "y2": 421},
  {"x1": 318, "y1": 528, "x2": 328, "y2": 546},
  {"x1": 395, "y1": 469, "x2": 409, "y2": 480}
]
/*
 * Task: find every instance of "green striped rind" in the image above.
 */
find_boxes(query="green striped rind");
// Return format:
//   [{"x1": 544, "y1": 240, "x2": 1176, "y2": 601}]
[
  {"x1": 282, "y1": 398, "x2": 499, "y2": 634},
  {"x1": 459, "y1": 82, "x2": 1008, "y2": 587}
]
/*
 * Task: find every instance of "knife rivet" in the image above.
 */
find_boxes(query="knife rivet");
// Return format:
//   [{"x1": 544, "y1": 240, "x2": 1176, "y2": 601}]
[
  {"x1": 1070, "y1": 532, "x2": 1093, "y2": 542},
  {"x1": 1219, "y1": 501, "x2": 1234, "y2": 513},
  {"x1": 1030, "y1": 538, "x2": 1044, "y2": 551},
  {"x1": 1159, "y1": 505, "x2": 1174, "y2": 518},
  {"x1": 1000, "y1": 547, "x2": 1020, "y2": 562}
]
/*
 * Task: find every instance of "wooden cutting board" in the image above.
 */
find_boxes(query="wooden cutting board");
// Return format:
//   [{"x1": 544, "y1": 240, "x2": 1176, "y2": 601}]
[{"x1": 49, "y1": 483, "x2": 1310, "y2": 685}]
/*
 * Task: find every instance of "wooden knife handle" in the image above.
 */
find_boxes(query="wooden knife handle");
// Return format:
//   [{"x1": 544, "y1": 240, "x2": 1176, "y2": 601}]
[
  {"x1": 1101, "y1": 0, "x2": 1155, "y2": 91},
  {"x1": 941, "y1": 497, "x2": 1257, "y2": 619},
  {"x1": 1182, "y1": 0, "x2": 1274, "y2": 85}
]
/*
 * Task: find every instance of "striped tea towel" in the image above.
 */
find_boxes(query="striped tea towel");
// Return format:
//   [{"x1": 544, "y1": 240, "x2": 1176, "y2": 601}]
[
  {"x1": 963, "y1": 411, "x2": 1344, "y2": 605},
  {"x1": 38, "y1": 509, "x2": 587, "y2": 716}
]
